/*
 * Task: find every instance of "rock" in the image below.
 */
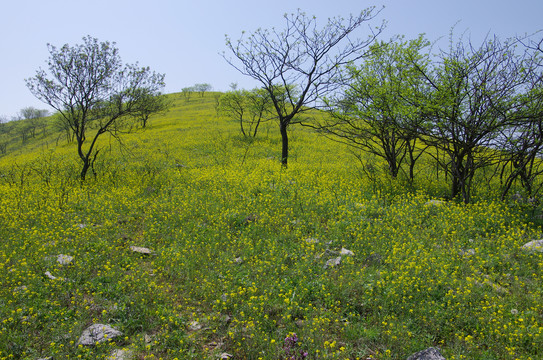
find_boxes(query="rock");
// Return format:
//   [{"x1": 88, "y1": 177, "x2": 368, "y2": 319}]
[
  {"x1": 14, "y1": 285, "x2": 27, "y2": 293},
  {"x1": 219, "y1": 353, "x2": 233, "y2": 359},
  {"x1": 340, "y1": 247, "x2": 354, "y2": 256},
  {"x1": 458, "y1": 248, "x2": 475, "y2": 257},
  {"x1": 407, "y1": 347, "x2": 446, "y2": 360},
  {"x1": 424, "y1": 200, "x2": 444, "y2": 207},
  {"x1": 77, "y1": 324, "x2": 122, "y2": 346},
  {"x1": 522, "y1": 240, "x2": 543, "y2": 252},
  {"x1": 305, "y1": 237, "x2": 320, "y2": 244},
  {"x1": 107, "y1": 349, "x2": 134, "y2": 360},
  {"x1": 189, "y1": 321, "x2": 202, "y2": 331},
  {"x1": 234, "y1": 257, "x2": 244, "y2": 264},
  {"x1": 45, "y1": 271, "x2": 61, "y2": 281},
  {"x1": 36, "y1": 358, "x2": 53, "y2": 360},
  {"x1": 324, "y1": 256, "x2": 342, "y2": 269},
  {"x1": 129, "y1": 246, "x2": 153, "y2": 255},
  {"x1": 57, "y1": 254, "x2": 74, "y2": 265}
]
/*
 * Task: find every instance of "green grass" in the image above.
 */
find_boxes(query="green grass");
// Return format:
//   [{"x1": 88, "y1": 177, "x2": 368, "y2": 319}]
[{"x1": 1, "y1": 93, "x2": 543, "y2": 359}]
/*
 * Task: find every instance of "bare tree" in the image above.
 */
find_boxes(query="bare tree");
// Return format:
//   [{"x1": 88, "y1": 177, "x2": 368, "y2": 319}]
[
  {"x1": 20, "y1": 107, "x2": 49, "y2": 138},
  {"x1": 26, "y1": 36, "x2": 166, "y2": 180},
  {"x1": 223, "y1": 8, "x2": 384, "y2": 166},
  {"x1": 218, "y1": 88, "x2": 274, "y2": 137}
]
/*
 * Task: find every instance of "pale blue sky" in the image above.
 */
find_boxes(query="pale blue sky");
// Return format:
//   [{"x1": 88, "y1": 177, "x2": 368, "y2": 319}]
[{"x1": 1, "y1": 0, "x2": 542, "y2": 118}]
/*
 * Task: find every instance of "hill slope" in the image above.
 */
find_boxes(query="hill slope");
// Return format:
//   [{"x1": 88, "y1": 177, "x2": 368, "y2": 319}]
[{"x1": 1, "y1": 93, "x2": 542, "y2": 359}]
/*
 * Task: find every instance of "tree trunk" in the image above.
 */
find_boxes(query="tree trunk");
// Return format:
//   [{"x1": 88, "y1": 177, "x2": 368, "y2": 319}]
[
  {"x1": 280, "y1": 121, "x2": 289, "y2": 167},
  {"x1": 80, "y1": 158, "x2": 90, "y2": 181}
]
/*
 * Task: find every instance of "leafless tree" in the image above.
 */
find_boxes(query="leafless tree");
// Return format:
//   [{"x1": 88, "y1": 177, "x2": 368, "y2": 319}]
[{"x1": 223, "y1": 8, "x2": 384, "y2": 166}]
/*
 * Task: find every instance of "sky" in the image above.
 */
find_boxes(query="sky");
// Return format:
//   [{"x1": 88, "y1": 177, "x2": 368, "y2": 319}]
[{"x1": 1, "y1": 0, "x2": 542, "y2": 118}]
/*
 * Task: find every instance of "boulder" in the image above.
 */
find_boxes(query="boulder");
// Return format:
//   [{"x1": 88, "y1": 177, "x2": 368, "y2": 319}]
[
  {"x1": 77, "y1": 324, "x2": 122, "y2": 346},
  {"x1": 324, "y1": 256, "x2": 342, "y2": 269},
  {"x1": 407, "y1": 347, "x2": 446, "y2": 360},
  {"x1": 129, "y1": 246, "x2": 153, "y2": 255},
  {"x1": 107, "y1": 349, "x2": 133, "y2": 360},
  {"x1": 57, "y1": 254, "x2": 74, "y2": 265},
  {"x1": 521, "y1": 240, "x2": 543, "y2": 252}
]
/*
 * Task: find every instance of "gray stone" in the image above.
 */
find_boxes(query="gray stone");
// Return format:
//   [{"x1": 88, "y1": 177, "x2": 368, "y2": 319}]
[
  {"x1": 407, "y1": 347, "x2": 446, "y2": 360},
  {"x1": 108, "y1": 349, "x2": 133, "y2": 360},
  {"x1": 424, "y1": 200, "x2": 444, "y2": 207},
  {"x1": 77, "y1": 324, "x2": 122, "y2": 346},
  {"x1": 458, "y1": 248, "x2": 475, "y2": 257},
  {"x1": 129, "y1": 246, "x2": 153, "y2": 255},
  {"x1": 340, "y1": 247, "x2": 354, "y2": 256},
  {"x1": 57, "y1": 254, "x2": 73, "y2": 265},
  {"x1": 324, "y1": 256, "x2": 342, "y2": 269},
  {"x1": 522, "y1": 240, "x2": 543, "y2": 252}
]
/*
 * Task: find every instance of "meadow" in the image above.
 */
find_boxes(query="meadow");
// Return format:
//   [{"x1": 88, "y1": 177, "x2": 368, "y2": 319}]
[{"x1": 1, "y1": 93, "x2": 543, "y2": 359}]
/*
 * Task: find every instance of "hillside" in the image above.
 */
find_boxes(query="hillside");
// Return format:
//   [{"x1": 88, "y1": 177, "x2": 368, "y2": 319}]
[{"x1": 1, "y1": 93, "x2": 543, "y2": 359}]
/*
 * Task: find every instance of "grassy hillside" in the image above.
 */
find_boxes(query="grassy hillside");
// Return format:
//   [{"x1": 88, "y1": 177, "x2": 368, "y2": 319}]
[{"x1": 1, "y1": 93, "x2": 543, "y2": 359}]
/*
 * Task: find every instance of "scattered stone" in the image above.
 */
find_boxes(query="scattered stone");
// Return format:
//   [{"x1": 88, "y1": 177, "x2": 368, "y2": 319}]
[
  {"x1": 77, "y1": 324, "x2": 122, "y2": 346},
  {"x1": 340, "y1": 247, "x2": 354, "y2": 256},
  {"x1": 144, "y1": 334, "x2": 154, "y2": 345},
  {"x1": 129, "y1": 246, "x2": 153, "y2": 255},
  {"x1": 407, "y1": 347, "x2": 446, "y2": 360},
  {"x1": 189, "y1": 321, "x2": 202, "y2": 331},
  {"x1": 522, "y1": 240, "x2": 543, "y2": 252},
  {"x1": 77, "y1": 223, "x2": 87, "y2": 229},
  {"x1": 424, "y1": 200, "x2": 444, "y2": 207},
  {"x1": 234, "y1": 257, "x2": 244, "y2": 264},
  {"x1": 458, "y1": 248, "x2": 475, "y2": 257},
  {"x1": 14, "y1": 285, "x2": 27, "y2": 293},
  {"x1": 37, "y1": 357, "x2": 53, "y2": 360},
  {"x1": 324, "y1": 256, "x2": 342, "y2": 269},
  {"x1": 221, "y1": 314, "x2": 231, "y2": 324},
  {"x1": 108, "y1": 349, "x2": 134, "y2": 360},
  {"x1": 305, "y1": 237, "x2": 320, "y2": 244},
  {"x1": 219, "y1": 353, "x2": 233, "y2": 359},
  {"x1": 45, "y1": 271, "x2": 63, "y2": 281},
  {"x1": 57, "y1": 254, "x2": 74, "y2": 265}
]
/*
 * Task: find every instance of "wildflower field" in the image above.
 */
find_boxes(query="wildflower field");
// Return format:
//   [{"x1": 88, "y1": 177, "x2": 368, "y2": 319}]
[{"x1": 1, "y1": 93, "x2": 543, "y2": 359}]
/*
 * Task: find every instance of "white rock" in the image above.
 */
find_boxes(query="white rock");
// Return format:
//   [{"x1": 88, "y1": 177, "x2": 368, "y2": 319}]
[
  {"x1": 107, "y1": 349, "x2": 133, "y2": 360},
  {"x1": 189, "y1": 321, "x2": 202, "y2": 331},
  {"x1": 424, "y1": 200, "x2": 444, "y2": 206},
  {"x1": 324, "y1": 256, "x2": 342, "y2": 269},
  {"x1": 305, "y1": 237, "x2": 320, "y2": 244},
  {"x1": 77, "y1": 324, "x2": 122, "y2": 346},
  {"x1": 407, "y1": 347, "x2": 446, "y2": 360},
  {"x1": 340, "y1": 247, "x2": 354, "y2": 256},
  {"x1": 129, "y1": 246, "x2": 153, "y2": 255},
  {"x1": 219, "y1": 353, "x2": 233, "y2": 359},
  {"x1": 57, "y1": 254, "x2": 74, "y2": 265},
  {"x1": 522, "y1": 240, "x2": 543, "y2": 252},
  {"x1": 45, "y1": 271, "x2": 58, "y2": 280}
]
